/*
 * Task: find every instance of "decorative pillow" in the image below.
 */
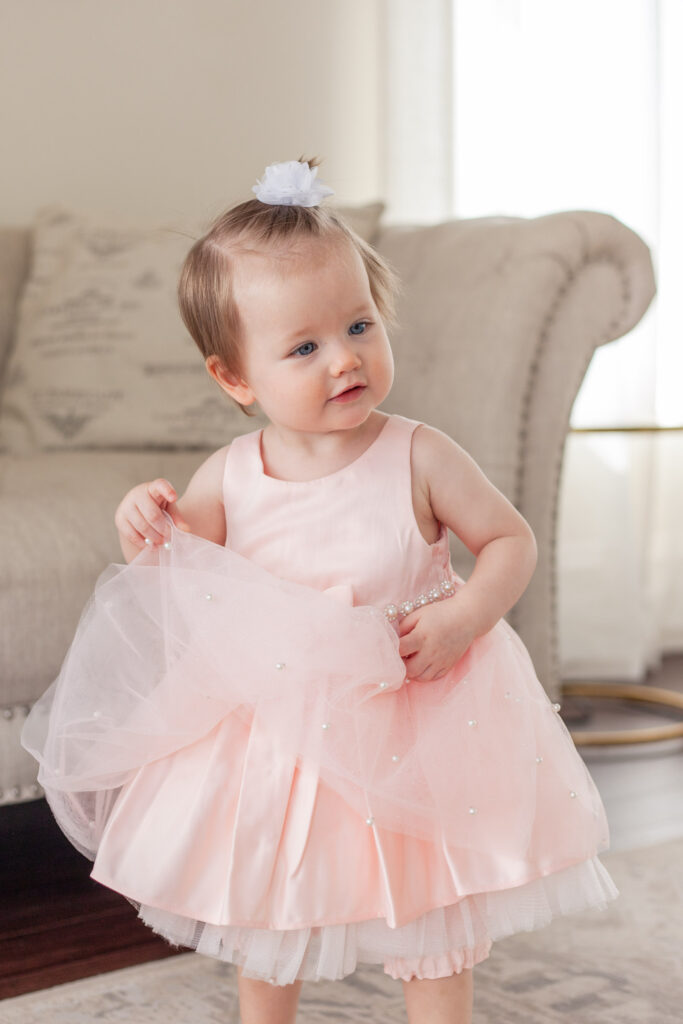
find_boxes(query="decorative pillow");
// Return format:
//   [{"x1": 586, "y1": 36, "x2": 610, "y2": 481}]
[{"x1": 0, "y1": 200, "x2": 384, "y2": 453}]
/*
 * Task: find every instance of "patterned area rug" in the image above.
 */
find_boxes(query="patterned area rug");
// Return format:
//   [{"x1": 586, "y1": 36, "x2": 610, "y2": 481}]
[{"x1": 2, "y1": 837, "x2": 681, "y2": 1023}]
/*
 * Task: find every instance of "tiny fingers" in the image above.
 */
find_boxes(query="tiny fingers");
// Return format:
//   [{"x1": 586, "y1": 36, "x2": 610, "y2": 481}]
[
  {"x1": 125, "y1": 505, "x2": 166, "y2": 546},
  {"x1": 139, "y1": 495, "x2": 174, "y2": 541},
  {"x1": 398, "y1": 633, "x2": 420, "y2": 658},
  {"x1": 115, "y1": 505, "x2": 146, "y2": 549},
  {"x1": 406, "y1": 669, "x2": 432, "y2": 683},
  {"x1": 401, "y1": 653, "x2": 422, "y2": 678},
  {"x1": 116, "y1": 519, "x2": 150, "y2": 550},
  {"x1": 401, "y1": 655, "x2": 448, "y2": 682},
  {"x1": 166, "y1": 501, "x2": 192, "y2": 532},
  {"x1": 148, "y1": 478, "x2": 177, "y2": 504}
]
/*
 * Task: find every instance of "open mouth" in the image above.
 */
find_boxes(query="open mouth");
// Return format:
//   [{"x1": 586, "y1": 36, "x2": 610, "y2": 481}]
[{"x1": 332, "y1": 385, "x2": 366, "y2": 400}]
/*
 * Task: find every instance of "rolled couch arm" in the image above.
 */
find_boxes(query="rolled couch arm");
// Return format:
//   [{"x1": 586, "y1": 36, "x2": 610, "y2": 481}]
[{"x1": 376, "y1": 210, "x2": 656, "y2": 701}]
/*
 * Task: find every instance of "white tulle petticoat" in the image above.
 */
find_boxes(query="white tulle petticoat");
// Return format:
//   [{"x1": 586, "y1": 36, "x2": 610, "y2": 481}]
[{"x1": 134, "y1": 855, "x2": 618, "y2": 985}]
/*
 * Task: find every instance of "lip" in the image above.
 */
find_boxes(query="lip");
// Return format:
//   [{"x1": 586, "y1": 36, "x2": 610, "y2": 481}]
[{"x1": 330, "y1": 384, "x2": 366, "y2": 402}]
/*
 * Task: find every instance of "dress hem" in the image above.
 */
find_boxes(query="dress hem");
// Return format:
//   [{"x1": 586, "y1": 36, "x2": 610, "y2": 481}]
[
  {"x1": 91, "y1": 847, "x2": 612, "y2": 931},
  {"x1": 132, "y1": 854, "x2": 619, "y2": 985}
]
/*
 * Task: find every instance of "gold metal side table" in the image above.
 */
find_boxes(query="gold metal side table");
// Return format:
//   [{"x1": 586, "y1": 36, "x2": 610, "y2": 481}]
[{"x1": 560, "y1": 424, "x2": 683, "y2": 747}]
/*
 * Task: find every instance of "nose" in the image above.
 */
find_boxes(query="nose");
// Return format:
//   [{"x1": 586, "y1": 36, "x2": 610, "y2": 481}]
[{"x1": 329, "y1": 337, "x2": 362, "y2": 376}]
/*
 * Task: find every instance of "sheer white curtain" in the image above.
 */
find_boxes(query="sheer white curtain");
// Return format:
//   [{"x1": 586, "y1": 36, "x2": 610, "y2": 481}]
[{"x1": 380, "y1": 0, "x2": 682, "y2": 681}]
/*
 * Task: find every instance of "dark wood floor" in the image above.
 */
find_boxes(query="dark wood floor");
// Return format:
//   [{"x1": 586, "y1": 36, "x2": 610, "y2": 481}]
[{"x1": 0, "y1": 798, "x2": 183, "y2": 999}]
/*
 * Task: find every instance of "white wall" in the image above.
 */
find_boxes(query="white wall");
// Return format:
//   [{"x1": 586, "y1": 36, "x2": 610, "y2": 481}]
[{"x1": 0, "y1": 0, "x2": 382, "y2": 226}]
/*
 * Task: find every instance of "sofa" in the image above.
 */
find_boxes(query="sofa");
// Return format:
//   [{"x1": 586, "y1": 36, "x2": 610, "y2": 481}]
[{"x1": 0, "y1": 204, "x2": 656, "y2": 806}]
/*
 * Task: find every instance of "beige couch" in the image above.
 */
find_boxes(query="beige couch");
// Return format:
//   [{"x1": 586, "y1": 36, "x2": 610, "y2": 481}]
[{"x1": 0, "y1": 207, "x2": 656, "y2": 806}]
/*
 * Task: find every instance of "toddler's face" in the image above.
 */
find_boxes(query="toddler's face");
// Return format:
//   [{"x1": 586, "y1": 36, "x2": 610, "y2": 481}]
[{"x1": 209, "y1": 236, "x2": 394, "y2": 435}]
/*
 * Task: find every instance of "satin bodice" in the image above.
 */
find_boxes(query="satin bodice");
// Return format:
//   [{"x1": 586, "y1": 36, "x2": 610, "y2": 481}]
[{"x1": 222, "y1": 413, "x2": 455, "y2": 616}]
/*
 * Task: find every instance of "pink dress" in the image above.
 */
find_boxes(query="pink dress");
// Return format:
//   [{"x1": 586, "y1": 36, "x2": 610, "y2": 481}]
[{"x1": 21, "y1": 412, "x2": 618, "y2": 985}]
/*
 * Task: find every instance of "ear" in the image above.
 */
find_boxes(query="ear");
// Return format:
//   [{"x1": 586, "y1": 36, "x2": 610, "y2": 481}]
[{"x1": 205, "y1": 355, "x2": 257, "y2": 406}]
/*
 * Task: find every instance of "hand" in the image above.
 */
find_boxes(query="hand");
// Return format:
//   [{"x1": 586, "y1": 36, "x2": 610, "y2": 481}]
[
  {"x1": 114, "y1": 478, "x2": 192, "y2": 551},
  {"x1": 397, "y1": 598, "x2": 476, "y2": 682}
]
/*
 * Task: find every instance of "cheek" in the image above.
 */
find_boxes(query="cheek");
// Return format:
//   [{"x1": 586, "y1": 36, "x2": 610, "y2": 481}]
[
  {"x1": 377, "y1": 335, "x2": 394, "y2": 373},
  {"x1": 288, "y1": 369, "x2": 320, "y2": 400}
]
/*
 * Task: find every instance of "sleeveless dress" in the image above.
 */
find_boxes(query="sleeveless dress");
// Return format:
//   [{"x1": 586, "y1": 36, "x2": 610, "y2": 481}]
[{"x1": 21, "y1": 412, "x2": 619, "y2": 985}]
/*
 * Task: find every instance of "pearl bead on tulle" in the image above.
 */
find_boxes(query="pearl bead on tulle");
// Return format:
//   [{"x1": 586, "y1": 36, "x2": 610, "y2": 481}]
[
  {"x1": 143, "y1": 546, "x2": 590, "y2": 834},
  {"x1": 383, "y1": 576, "x2": 455, "y2": 621},
  {"x1": 269, "y1": 597, "x2": 585, "y2": 835}
]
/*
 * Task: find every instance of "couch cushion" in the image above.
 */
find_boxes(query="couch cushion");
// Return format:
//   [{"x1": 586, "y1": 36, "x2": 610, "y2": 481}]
[
  {"x1": 0, "y1": 228, "x2": 30, "y2": 383},
  {"x1": 0, "y1": 450, "x2": 213, "y2": 706},
  {"x1": 0, "y1": 201, "x2": 384, "y2": 454}
]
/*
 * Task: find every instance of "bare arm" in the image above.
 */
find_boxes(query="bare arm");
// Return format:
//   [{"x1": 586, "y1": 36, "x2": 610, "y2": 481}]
[
  {"x1": 412, "y1": 424, "x2": 538, "y2": 637},
  {"x1": 114, "y1": 446, "x2": 230, "y2": 563},
  {"x1": 397, "y1": 424, "x2": 538, "y2": 682}
]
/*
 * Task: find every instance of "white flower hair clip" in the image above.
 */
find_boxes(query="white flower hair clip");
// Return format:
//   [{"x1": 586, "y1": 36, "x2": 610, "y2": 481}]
[{"x1": 252, "y1": 160, "x2": 335, "y2": 207}]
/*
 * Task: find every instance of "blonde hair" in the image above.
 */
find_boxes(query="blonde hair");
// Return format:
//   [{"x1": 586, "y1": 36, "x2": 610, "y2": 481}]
[{"x1": 177, "y1": 156, "x2": 401, "y2": 417}]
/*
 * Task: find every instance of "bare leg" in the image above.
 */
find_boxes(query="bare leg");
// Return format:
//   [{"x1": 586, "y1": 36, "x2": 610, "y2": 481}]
[
  {"x1": 401, "y1": 967, "x2": 474, "y2": 1024},
  {"x1": 236, "y1": 964, "x2": 304, "y2": 1024}
]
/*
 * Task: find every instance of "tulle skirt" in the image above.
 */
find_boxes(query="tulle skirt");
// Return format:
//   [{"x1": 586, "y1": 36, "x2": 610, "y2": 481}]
[
  {"x1": 134, "y1": 855, "x2": 617, "y2": 984},
  {"x1": 21, "y1": 518, "x2": 619, "y2": 983}
]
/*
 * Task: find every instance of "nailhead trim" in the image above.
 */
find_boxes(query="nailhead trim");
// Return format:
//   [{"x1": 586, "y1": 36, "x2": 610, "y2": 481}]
[
  {"x1": 0, "y1": 702, "x2": 42, "y2": 803},
  {"x1": 511, "y1": 225, "x2": 633, "y2": 704}
]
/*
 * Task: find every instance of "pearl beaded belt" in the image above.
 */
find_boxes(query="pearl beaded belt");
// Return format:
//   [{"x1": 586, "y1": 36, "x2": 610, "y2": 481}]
[{"x1": 383, "y1": 576, "x2": 456, "y2": 621}]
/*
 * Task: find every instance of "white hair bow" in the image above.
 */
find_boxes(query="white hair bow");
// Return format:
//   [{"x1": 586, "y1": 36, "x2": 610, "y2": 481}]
[{"x1": 252, "y1": 160, "x2": 335, "y2": 207}]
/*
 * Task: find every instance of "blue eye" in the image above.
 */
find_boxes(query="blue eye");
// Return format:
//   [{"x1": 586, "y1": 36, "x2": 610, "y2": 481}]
[
  {"x1": 293, "y1": 341, "x2": 317, "y2": 357},
  {"x1": 349, "y1": 321, "x2": 369, "y2": 335}
]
